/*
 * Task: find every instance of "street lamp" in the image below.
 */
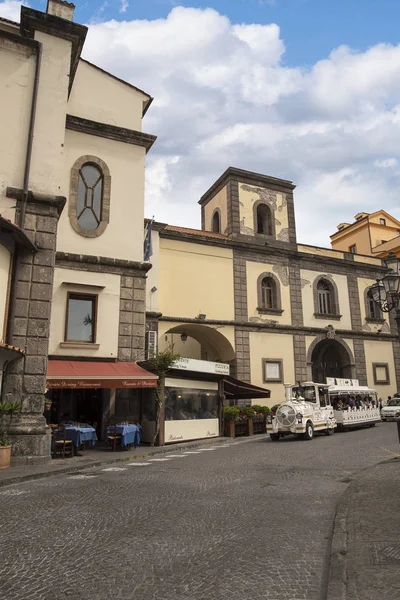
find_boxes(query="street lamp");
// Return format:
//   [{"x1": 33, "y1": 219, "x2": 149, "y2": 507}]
[{"x1": 370, "y1": 253, "x2": 400, "y2": 332}]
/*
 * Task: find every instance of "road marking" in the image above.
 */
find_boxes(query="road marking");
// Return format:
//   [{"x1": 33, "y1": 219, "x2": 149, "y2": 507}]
[
  {"x1": 69, "y1": 474, "x2": 98, "y2": 480},
  {"x1": 148, "y1": 458, "x2": 172, "y2": 462},
  {"x1": 183, "y1": 451, "x2": 201, "y2": 454},
  {"x1": 102, "y1": 467, "x2": 127, "y2": 472},
  {"x1": 380, "y1": 446, "x2": 400, "y2": 457},
  {"x1": 127, "y1": 462, "x2": 152, "y2": 467},
  {"x1": 0, "y1": 489, "x2": 27, "y2": 496},
  {"x1": 200, "y1": 447, "x2": 217, "y2": 451},
  {"x1": 164, "y1": 454, "x2": 187, "y2": 457}
]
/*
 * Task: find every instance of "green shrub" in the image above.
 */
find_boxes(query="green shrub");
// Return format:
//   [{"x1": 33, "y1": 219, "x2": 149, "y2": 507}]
[
  {"x1": 241, "y1": 406, "x2": 255, "y2": 418},
  {"x1": 0, "y1": 437, "x2": 10, "y2": 447},
  {"x1": 270, "y1": 403, "x2": 281, "y2": 414},
  {"x1": 224, "y1": 406, "x2": 240, "y2": 421},
  {"x1": 252, "y1": 405, "x2": 271, "y2": 415},
  {"x1": 0, "y1": 401, "x2": 21, "y2": 415}
]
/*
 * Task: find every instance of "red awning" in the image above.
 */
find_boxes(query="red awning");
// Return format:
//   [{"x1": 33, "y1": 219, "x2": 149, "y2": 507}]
[{"x1": 47, "y1": 360, "x2": 158, "y2": 390}]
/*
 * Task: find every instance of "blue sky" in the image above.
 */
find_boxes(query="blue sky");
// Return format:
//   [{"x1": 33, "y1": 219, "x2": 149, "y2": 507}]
[{"x1": 2, "y1": 0, "x2": 400, "y2": 245}]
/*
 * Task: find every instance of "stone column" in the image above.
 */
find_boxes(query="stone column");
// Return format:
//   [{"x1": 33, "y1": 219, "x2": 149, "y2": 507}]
[{"x1": 3, "y1": 194, "x2": 65, "y2": 465}]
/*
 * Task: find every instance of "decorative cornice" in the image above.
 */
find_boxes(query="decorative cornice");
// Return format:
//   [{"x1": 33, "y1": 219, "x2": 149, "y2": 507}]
[
  {"x1": 66, "y1": 115, "x2": 157, "y2": 152},
  {"x1": 56, "y1": 251, "x2": 153, "y2": 274},
  {"x1": 6, "y1": 187, "x2": 66, "y2": 216},
  {"x1": 20, "y1": 7, "x2": 87, "y2": 95},
  {"x1": 159, "y1": 315, "x2": 398, "y2": 341}
]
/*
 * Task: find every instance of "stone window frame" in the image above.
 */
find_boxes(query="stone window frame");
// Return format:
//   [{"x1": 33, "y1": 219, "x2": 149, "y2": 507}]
[
  {"x1": 364, "y1": 286, "x2": 384, "y2": 323},
  {"x1": 313, "y1": 275, "x2": 341, "y2": 320},
  {"x1": 253, "y1": 200, "x2": 276, "y2": 239},
  {"x1": 211, "y1": 208, "x2": 221, "y2": 233},
  {"x1": 262, "y1": 358, "x2": 284, "y2": 383},
  {"x1": 69, "y1": 155, "x2": 111, "y2": 238},
  {"x1": 64, "y1": 291, "x2": 98, "y2": 344},
  {"x1": 256, "y1": 272, "x2": 283, "y2": 315},
  {"x1": 372, "y1": 362, "x2": 390, "y2": 385}
]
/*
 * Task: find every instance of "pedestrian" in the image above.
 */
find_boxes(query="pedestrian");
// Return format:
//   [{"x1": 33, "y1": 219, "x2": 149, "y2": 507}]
[{"x1": 379, "y1": 398, "x2": 383, "y2": 411}]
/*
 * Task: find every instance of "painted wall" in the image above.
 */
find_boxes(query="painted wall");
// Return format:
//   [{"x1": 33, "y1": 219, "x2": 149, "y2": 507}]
[
  {"x1": 300, "y1": 269, "x2": 352, "y2": 330},
  {"x1": 57, "y1": 129, "x2": 146, "y2": 261},
  {"x1": 68, "y1": 60, "x2": 146, "y2": 132},
  {"x1": 246, "y1": 261, "x2": 292, "y2": 325},
  {"x1": 0, "y1": 244, "x2": 11, "y2": 342},
  {"x1": 159, "y1": 239, "x2": 234, "y2": 320},
  {"x1": 145, "y1": 229, "x2": 160, "y2": 312},
  {"x1": 331, "y1": 224, "x2": 371, "y2": 254},
  {"x1": 298, "y1": 245, "x2": 345, "y2": 261},
  {"x1": 203, "y1": 186, "x2": 228, "y2": 234},
  {"x1": 49, "y1": 267, "x2": 120, "y2": 358},
  {"x1": 160, "y1": 333, "x2": 202, "y2": 359},
  {"x1": 0, "y1": 36, "x2": 36, "y2": 222},
  {"x1": 357, "y1": 277, "x2": 391, "y2": 334},
  {"x1": 364, "y1": 340, "x2": 397, "y2": 398},
  {"x1": 249, "y1": 331, "x2": 295, "y2": 406},
  {"x1": 239, "y1": 183, "x2": 289, "y2": 242}
]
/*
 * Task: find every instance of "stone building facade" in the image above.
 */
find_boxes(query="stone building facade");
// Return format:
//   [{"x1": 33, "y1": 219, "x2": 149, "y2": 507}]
[
  {"x1": 0, "y1": 1, "x2": 156, "y2": 463},
  {"x1": 147, "y1": 168, "x2": 400, "y2": 405}
]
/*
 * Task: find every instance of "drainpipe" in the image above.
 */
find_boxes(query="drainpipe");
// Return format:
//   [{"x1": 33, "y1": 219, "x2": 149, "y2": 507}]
[{"x1": 6, "y1": 41, "x2": 42, "y2": 347}]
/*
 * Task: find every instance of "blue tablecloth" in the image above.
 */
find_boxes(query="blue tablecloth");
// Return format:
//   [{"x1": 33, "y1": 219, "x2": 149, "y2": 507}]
[
  {"x1": 64, "y1": 426, "x2": 97, "y2": 448},
  {"x1": 107, "y1": 424, "x2": 141, "y2": 447}
]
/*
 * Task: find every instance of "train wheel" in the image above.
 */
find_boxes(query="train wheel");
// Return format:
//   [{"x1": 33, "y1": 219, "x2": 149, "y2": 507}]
[
  {"x1": 303, "y1": 421, "x2": 314, "y2": 441},
  {"x1": 270, "y1": 433, "x2": 280, "y2": 442}
]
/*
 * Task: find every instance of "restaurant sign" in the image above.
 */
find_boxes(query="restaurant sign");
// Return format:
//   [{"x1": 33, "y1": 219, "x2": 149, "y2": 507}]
[
  {"x1": 172, "y1": 357, "x2": 230, "y2": 376},
  {"x1": 46, "y1": 378, "x2": 158, "y2": 390}
]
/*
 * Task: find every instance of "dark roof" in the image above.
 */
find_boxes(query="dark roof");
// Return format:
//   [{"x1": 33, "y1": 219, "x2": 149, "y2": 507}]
[
  {"x1": 0, "y1": 17, "x2": 19, "y2": 26},
  {"x1": 0, "y1": 215, "x2": 37, "y2": 252}
]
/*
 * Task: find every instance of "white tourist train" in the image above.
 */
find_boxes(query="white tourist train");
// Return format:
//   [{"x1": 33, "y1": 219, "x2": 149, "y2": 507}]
[{"x1": 266, "y1": 379, "x2": 381, "y2": 441}]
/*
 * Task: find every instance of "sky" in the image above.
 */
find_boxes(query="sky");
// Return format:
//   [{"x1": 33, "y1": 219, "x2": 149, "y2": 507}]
[{"x1": 2, "y1": 1, "x2": 400, "y2": 247}]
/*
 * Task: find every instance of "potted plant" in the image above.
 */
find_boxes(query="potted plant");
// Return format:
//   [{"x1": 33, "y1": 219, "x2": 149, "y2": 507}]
[
  {"x1": 252, "y1": 405, "x2": 270, "y2": 434},
  {"x1": 44, "y1": 389, "x2": 52, "y2": 413},
  {"x1": 224, "y1": 406, "x2": 240, "y2": 437},
  {"x1": 0, "y1": 436, "x2": 12, "y2": 470},
  {"x1": 239, "y1": 406, "x2": 256, "y2": 436},
  {"x1": 0, "y1": 400, "x2": 21, "y2": 470}
]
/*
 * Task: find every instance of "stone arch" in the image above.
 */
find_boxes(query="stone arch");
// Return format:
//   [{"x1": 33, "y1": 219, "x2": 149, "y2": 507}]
[
  {"x1": 160, "y1": 323, "x2": 235, "y2": 364},
  {"x1": 307, "y1": 335, "x2": 355, "y2": 382},
  {"x1": 253, "y1": 201, "x2": 275, "y2": 238},
  {"x1": 256, "y1": 271, "x2": 283, "y2": 314},
  {"x1": 313, "y1": 274, "x2": 341, "y2": 318},
  {"x1": 211, "y1": 208, "x2": 221, "y2": 233}
]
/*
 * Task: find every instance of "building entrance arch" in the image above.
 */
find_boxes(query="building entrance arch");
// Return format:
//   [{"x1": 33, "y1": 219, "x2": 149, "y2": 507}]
[
  {"x1": 160, "y1": 323, "x2": 235, "y2": 364},
  {"x1": 308, "y1": 336, "x2": 355, "y2": 383}
]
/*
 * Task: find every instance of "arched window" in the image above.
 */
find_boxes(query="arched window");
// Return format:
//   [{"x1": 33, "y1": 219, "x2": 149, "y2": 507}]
[
  {"x1": 366, "y1": 288, "x2": 381, "y2": 320},
  {"x1": 69, "y1": 155, "x2": 111, "y2": 238},
  {"x1": 77, "y1": 164, "x2": 103, "y2": 230},
  {"x1": 256, "y1": 204, "x2": 273, "y2": 236},
  {"x1": 261, "y1": 277, "x2": 276, "y2": 309},
  {"x1": 257, "y1": 272, "x2": 283, "y2": 314},
  {"x1": 212, "y1": 210, "x2": 220, "y2": 233},
  {"x1": 317, "y1": 279, "x2": 333, "y2": 315}
]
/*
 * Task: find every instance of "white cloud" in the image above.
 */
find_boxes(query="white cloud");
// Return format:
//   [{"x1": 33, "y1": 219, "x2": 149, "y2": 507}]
[
  {"x1": 0, "y1": 1, "x2": 27, "y2": 21},
  {"x1": 119, "y1": 0, "x2": 128, "y2": 14}
]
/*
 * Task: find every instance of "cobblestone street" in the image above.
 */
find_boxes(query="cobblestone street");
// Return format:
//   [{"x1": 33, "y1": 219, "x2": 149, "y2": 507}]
[{"x1": 1, "y1": 424, "x2": 399, "y2": 600}]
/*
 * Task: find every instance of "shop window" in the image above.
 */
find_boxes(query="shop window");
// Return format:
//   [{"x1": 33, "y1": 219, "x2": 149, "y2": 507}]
[
  {"x1": 65, "y1": 293, "x2": 97, "y2": 343},
  {"x1": 255, "y1": 203, "x2": 273, "y2": 236},
  {"x1": 263, "y1": 359, "x2": 283, "y2": 383},
  {"x1": 165, "y1": 387, "x2": 218, "y2": 420},
  {"x1": 69, "y1": 155, "x2": 111, "y2": 238},
  {"x1": 372, "y1": 363, "x2": 390, "y2": 385},
  {"x1": 212, "y1": 210, "x2": 220, "y2": 233},
  {"x1": 257, "y1": 272, "x2": 283, "y2": 314}
]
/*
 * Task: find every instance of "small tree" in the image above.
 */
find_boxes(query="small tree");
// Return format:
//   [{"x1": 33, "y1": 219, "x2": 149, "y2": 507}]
[{"x1": 147, "y1": 350, "x2": 180, "y2": 446}]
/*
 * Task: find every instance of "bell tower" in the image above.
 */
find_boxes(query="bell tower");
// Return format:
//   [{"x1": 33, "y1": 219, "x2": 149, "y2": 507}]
[{"x1": 199, "y1": 167, "x2": 297, "y2": 248}]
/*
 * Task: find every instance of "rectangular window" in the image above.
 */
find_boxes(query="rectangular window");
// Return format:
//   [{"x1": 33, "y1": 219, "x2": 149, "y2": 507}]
[
  {"x1": 349, "y1": 244, "x2": 357, "y2": 254},
  {"x1": 263, "y1": 359, "x2": 283, "y2": 383},
  {"x1": 380, "y1": 218, "x2": 386, "y2": 225},
  {"x1": 372, "y1": 363, "x2": 390, "y2": 385},
  {"x1": 165, "y1": 387, "x2": 218, "y2": 420},
  {"x1": 65, "y1": 293, "x2": 97, "y2": 343},
  {"x1": 318, "y1": 291, "x2": 332, "y2": 314}
]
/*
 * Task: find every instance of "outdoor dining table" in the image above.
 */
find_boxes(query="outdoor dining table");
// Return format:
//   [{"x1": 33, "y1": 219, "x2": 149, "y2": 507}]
[
  {"x1": 64, "y1": 425, "x2": 98, "y2": 448},
  {"x1": 107, "y1": 424, "x2": 142, "y2": 448}
]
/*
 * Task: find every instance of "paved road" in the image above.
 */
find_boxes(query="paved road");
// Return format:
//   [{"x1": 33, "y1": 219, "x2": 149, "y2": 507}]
[{"x1": 0, "y1": 423, "x2": 399, "y2": 600}]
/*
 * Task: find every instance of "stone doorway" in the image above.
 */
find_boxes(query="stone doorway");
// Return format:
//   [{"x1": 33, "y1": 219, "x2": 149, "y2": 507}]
[{"x1": 310, "y1": 338, "x2": 354, "y2": 383}]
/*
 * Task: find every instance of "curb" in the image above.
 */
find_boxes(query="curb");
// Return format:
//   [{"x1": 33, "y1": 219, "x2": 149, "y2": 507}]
[
  {"x1": 0, "y1": 434, "x2": 269, "y2": 488},
  {"x1": 325, "y1": 457, "x2": 399, "y2": 600}
]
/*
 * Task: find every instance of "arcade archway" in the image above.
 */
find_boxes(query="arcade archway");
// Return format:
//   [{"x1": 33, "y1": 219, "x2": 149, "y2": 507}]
[
  {"x1": 308, "y1": 337, "x2": 355, "y2": 383},
  {"x1": 159, "y1": 323, "x2": 235, "y2": 364}
]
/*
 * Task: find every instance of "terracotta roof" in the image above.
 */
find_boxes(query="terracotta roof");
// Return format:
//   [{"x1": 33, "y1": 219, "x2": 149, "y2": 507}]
[
  {"x1": 0, "y1": 17, "x2": 19, "y2": 26},
  {"x1": 0, "y1": 343, "x2": 25, "y2": 355},
  {"x1": 164, "y1": 225, "x2": 228, "y2": 240}
]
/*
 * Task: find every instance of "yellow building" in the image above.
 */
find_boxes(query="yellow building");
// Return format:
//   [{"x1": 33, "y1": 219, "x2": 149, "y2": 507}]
[
  {"x1": 147, "y1": 168, "x2": 400, "y2": 409},
  {"x1": 330, "y1": 210, "x2": 400, "y2": 258}
]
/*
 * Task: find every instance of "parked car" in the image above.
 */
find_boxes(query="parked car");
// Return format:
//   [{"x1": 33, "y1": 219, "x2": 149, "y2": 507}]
[{"x1": 381, "y1": 398, "x2": 400, "y2": 421}]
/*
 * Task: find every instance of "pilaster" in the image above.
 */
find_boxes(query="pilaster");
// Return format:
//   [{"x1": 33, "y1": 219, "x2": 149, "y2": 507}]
[{"x1": 118, "y1": 275, "x2": 146, "y2": 361}]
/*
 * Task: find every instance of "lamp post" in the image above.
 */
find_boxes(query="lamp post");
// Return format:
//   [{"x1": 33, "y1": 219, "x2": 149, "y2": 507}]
[
  {"x1": 370, "y1": 253, "x2": 400, "y2": 335},
  {"x1": 370, "y1": 253, "x2": 400, "y2": 443}
]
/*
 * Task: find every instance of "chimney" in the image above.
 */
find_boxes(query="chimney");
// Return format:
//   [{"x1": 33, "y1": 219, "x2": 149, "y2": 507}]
[{"x1": 46, "y1": 0, "x2": 75, "y2": 21}]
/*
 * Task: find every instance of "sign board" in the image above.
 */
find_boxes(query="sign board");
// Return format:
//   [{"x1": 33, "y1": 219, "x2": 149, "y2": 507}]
[
  {"x1": 172, "y1": 357, "x2": 230, "y2": 376},
  {"x1": 46, "y1": 378, "x2": 157, "y2": 390},
  {"x1": 326, "y1": 378, "x2": 359, "y2": 387}
]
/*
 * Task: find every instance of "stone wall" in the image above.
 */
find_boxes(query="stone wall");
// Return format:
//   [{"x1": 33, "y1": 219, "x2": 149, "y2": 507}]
[
  {"x1": 4, "y1": 195, "x2": 65, "y2": 465},
  {"x1": 118, "y1": 274, "x2": 146, "y2": 362}
]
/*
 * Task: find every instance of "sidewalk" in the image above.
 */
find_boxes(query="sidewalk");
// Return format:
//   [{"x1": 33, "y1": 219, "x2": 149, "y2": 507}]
[
  {"x1": 327, "y1": 457, "x2": 400, "y2": 600},
  {"x1": 0, "y1": 435, "x2": 243, "y2": 487}
]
